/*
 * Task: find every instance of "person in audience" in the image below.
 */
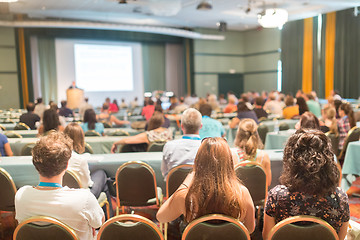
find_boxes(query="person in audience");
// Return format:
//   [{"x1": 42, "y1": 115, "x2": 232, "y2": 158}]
[
  {"x1": 227, "y1": 91, "x2": 238, "y2": 105},
  {"x1": 0, "y1": 133, "x2": 13, "y2": 156},
  {"x1": 207, "y1": 94, "x2": 220, "y2": 112},
  {"x1": 295, "y1": 89, "x2": 304, "y2": 98},
  {"x1": 111, "y1": 111, "x2": 173, "y2": 153},
  {"x1": 323, "y1": 95, "x2": 335, "y2": 110},
  {"x1": 15, "y1": 132, "x2": 104, "y2": 240},
  {"x1": 219, "y1": 93, "x2": 227, "y2": 105},
  {"x1": 145, "y1": 105, "x2": 170, "y2": 130},
  {"x1": 34, "y1": 97, "x2": 46, "y2": 119},
  {"x1": 241, "y1": 93, "x2": 253, "y2": 110},
  {"x1": 79, "y1": 97, "x2": 93, "y2": 119},
  {"x1": 38, "y1": 109, "x2": 64, "y2": 135},
  {"x1": 111, "y1": 99, "x2": 119, "y2": 113},
  {"x1": 161, "y1": 108, "x2": 202, "y2": 179},
  {"x1": 282, "y1": 95, "x2": 299, "y2": 119},
  {"x1": 173, "y1": 97, "x2": 189, "y2": 114},
  {"x1": 192, "y1": 97, "x2": 207, "y2": 111},
  {"x1": 263, "y1": 92, "x2": 283, "y2": 116},
  {"x1": 338, "y1": 102, "x2": 356, "y2": 151},
  {"x1": 334, "y1": 99, "x2": 342, "y2": 118},
  {"x1": 234, "y1": 118, "x2": 271, "y2": 185},
  {"x1": 157, "y1": 137, "x2": 255, "y2": 233},
  {"x1": 82, "y1": 109, "x2": 105, "y2": 136},
  {"x1": 130, "y1": 97, "x2": 139, "y2": 109},
  {"x1": 296, "y1": 96, "x2": 309, "y2": 116},
  {"x1": 58, "y1": 100, "x2": 74, "y2": 118},
  {"x1": 253, "y1": 97, "x2": 268, "y2": 120},
  {"x1": 295, "y1": 111, "x2": 320, "y2": 130},
  {"x1": 229, "y1": 101, "x2": 259, "y2": 128},
  {"x1": 223, "y1": 95, "x2": 238, "y2": 113},
  {"x1": 262, "y1": 129, "x2": 349, "y2": 240},
  {"x1": 119, "y1": 98, "x2": 127, "y2": 109},
  {"x1": 330, "y1": 89, "x2": 342, "y2": 100},
  {"x1": 19, "y1": 102, "x2": 40, "y2": 130},
  {"x1": 141, "y1": 99, "x2": 155, "y2": 121},
  {"x1": 320, "y1": 106, "x2": 338, "y2": 135},
  {"x1": 168, "y1": 96, "x2": 179, "y2": 111},
  {"x1": 185, "y1": 94, "x2": 199, "y2": 107},
  {"x1": 97, "y1": 103, "x2": 129, "y2": 127},
  {"x1": 199, "y1": 103, "x2": 225, "y2": 139},
  {"x1": 305, "y1": 93, "x2": 321, "y2": 118},
  {"x1": 49, "y1": 103, "x2": 67, "y2": 127}
]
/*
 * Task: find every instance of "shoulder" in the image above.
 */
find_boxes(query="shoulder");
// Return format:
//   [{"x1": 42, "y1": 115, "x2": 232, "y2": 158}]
[
  {"x1": 268, "y1": 185, "x2": 289, "y2": 197},
  {"x1": 0, "y1": 133, "x2": 7, "y2": 141}
]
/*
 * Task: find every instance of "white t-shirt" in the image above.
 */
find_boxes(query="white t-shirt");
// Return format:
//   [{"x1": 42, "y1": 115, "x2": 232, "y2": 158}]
[
  {"x1": 68, "y1": 151, "x2": 94, "y2": 188},
  {"x1": 15, "y1": 186, "x2": 104, "y2": 240}
]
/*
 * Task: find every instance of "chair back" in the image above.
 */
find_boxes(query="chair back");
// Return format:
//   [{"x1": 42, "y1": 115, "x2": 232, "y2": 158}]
[
  {"x1": 4, "y1": 131, "x2": 22, "y2": 138},
  {"x1": 63, "y1": 170, "x2": 82, "y2": 189},
  {"x1": 166, "y1": 164, "x2": 193, "y2": 198},
  {"x1": 268, "y1": 215, "x2": 339, "y2": 240},
  {"x1": 279, "y1": 123, "x2": 289, "y2": 131},
  {"x1": 338, "y1": 127, "x2": 360, "y2": 162},
  {"x1": 325, "y1": 132, "x2": 339, "y2": 156},
  {"x1": 0, "y1": 168, "x2": 17, "y2": 211},
  {"x1": 110, "y1": 130, "x2": 130, "y2": 136},
  {"x1": 235, "y1": 161, "x2": 267, "y2": 206},
  {"x1": 84, "y1": 142, "x2": 94, "y2": 154},
  {"x1": 97, "y1": 214, "x2": 163, "y2": 240},
  {"x1": 13, "y1": 216, "x2": 79, "y2": 240},
  {"x1": 102, "y1": 121, "x2": 112, "y2": 128},
  {"x1": 115, "y1": 161, "x2": 159, "y2": 207},
  {"x1": 147, "y1": 142, "x2": 167, "y2": 152},
  {"x1": 119, "y1": 144, "x2": 134, "y2": 153},
  {"x1": 21, "y1": 142, "x2": 37, "y2": 156},
  {"x1": 0, "y1": 124, "x2": 5, "y2": 131},
  {"x1": 257, "y1": 123, "x2": 269, "y2": 145},
  {"x1": 14, "y1": 123, "x2": 30, "y2": 130},
  {"x1": 182, "y1": 214, "x2": 250, "y2": 240},
  {"x1": 84, "y1": 130, "x2": 101, "y2": 137}
]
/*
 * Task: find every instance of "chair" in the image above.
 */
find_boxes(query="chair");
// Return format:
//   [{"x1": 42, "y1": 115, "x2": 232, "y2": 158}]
[
  {"x1": 258, "y1": 117, "x2": 268, "y2": 122},
  {"x1": 279, "y1": 123, "x2": 289, "y2": 131},
  {"x1": 338, "y1": 126, "x2": 360, "y2": 165},
  {"x1": 0, "y1": 124, "x2": 5, "y2": 131},
  {"x1": 267, "y1": 215, "x2": 338, "y2": 240},
  {"x1": 115, "y1": 161, "x2": 162, "y2": 215},
  {"x1": 182, "y1": 214, "x2": 250, "y2": 240},
  {"x1": 4, "y1": 131, "x2": 22, "y2": 138},
  {"x1": 97, "y1": 214, "x2": 164, "y2": 240},
  {"x1": 257, "y1": 123, "x2": 269, "y2": 145},
  {"x1": 21, "y1": 142, "x2": 37, "y2": 156},
  {"x1": 13, "y1": 216, "x2": 79, "y2": 240},
  {"x1": 0, "y1": 168, "x2": 17, "y2": 212},
  {"x1": 14, "y1": 123, "x2": 30, "y2": 130},
  {"x1": 84, "y1": 142, "x2": 94, "y2": 154},
  {"x1": 63, "y1": 170, "x2": 82, "y2": 188},
  {"x1": 119, "y1": 144, "x2": 134, "y2": 153},
  {"x1": 84, "y1": 130, "x2": 101, "y2": 137},
  {"x1": 102, "y1": 121, "x2": 112, "y2": 128},
  {"x1": 325, "y1": 132, "x2": 339, "y2": 156},
  {"x1": 147, "y1": 142, "x2": 167, "y2": 152},
  {"x1": 110, "y1": 130, "x2": 130, "y2": 136},
  {"x1": 166, "y1": 164, "x2": 193, "y2": 199}
]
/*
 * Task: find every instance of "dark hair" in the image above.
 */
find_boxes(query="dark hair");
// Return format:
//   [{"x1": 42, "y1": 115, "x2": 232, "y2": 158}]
[
  {"x1": 50, "y1": 103, "x2": 58, "y2": 111},
  {"x1": 32, "y1": 132, "x2": 73, "y2": 178},
  {"x1": 26, "y1": 102, "x2": 35, "y2": 112},
  {"x1": 60, "y1": 100, "x2": 67, "y2": 108},
  {"x1": 113, "y1": 99, "x2": 118, "y2": 108},
  {"x1": 43, "y1": 109, "x2": 60, "y2": 132},
  {"x1": 64, "y1": 123, "x2": 85, "y2": 154},
  {"x1": 36, "y1": 98, "x2": 43, "y2": 104},
  {"x1": 306, "y1": 93, "x2": 314, "y2": 100},
  {"x1": 147, "y1": 112, "x2": 165, "y2": 131},
  {"x1": 102, "y1": 103, "x2": 109, "y2": 110},
  {"x1": 255, "y1": 97, "x2": 264, "y2": 106},
  {"x1": 83, "y1": 109, "x2": 97, "y2": 130},
  {"x1": 237, "y1": 101, "x2": 250, "y2": 112},
  {"x1": 154, "y1": 104, "x2": 163, "y2": 113},
  {"x1": 285, "y1": 96, "x2": 294, "y2": 107},
  {"x1": 199, "y1": 103, "x2": 212, "y2": 117},
  {"x1": 299, "y1": 112, "x2": 320, "y2": 130},
  {"x1": 296, "y1": 97, "x2": 308, "y2": 115},
  {"x1": 340, "y1": 103, "x2": 356, "y2": 128},
  {"x1": 280, "y1": 129, "x2": 339, "y2": 196}
]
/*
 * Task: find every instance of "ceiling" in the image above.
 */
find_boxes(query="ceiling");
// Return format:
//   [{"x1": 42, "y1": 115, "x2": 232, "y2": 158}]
[{"x1": 3, "y1": 0, "x2": 360, "y2": 31}]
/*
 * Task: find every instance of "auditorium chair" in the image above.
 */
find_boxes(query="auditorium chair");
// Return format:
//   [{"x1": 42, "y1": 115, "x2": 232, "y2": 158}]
[
  {"x1": 257, "y1": 123, "x2": 269, "y2": 145},
  {"x1": 110, "y1": 130, "x2": 130, "y2": 136},
  {"x1": 21, "y1": 142, "x2": 37, "y2": 156},
  {"x1": 84, "y1": 142, "x2": 94, "y2": 154},
  {"x1": 4, "y1": 131, "x2": 22, "y2": 138},
  {"x1": 84, "y1": 130, "x2": 101, "y2": 137},
  {"x1": 279, "y1": 123, "x2": 290, "y2": 131},
  {"x1": 0, "y1": 168, "x2": 17, "y2": 212},
  {"x1": 14, "y1": 123, "x2": 30, "y2": 130},
  {"x1": 325, "y1": 132, "x2": 339, "y2": 156},
  {"x1": 147, "y1": 141, "x2": 167, "y2": 152}
]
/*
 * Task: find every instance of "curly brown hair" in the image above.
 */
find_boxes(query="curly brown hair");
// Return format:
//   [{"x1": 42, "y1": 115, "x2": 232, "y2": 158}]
[{"x1": 280, "y1": 129, "x2": 339, "y2": 196}]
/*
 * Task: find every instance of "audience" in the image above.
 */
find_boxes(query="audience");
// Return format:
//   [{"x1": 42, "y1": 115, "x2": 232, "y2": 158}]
[
  {"x1": 111, "y1": 99, "x2": 119, "y2": 113},
  {"x1": 320, "y1": 106, "x2": 338, "y2": 134},
  {"x1": 19, "y1": 102, "x2": 40, "y2": 130},
  {"x1": 141, "y1": 99, "x2": 155, "y2": 121},
  {"x1": 82, "y1": 109, "x2": 105, "y2": 136},
  {"x1": 223, "y1": 95, "x2": 237, "y2": 113},
  {"x1": 119, "y1": 98, "x2": 128, "y2": 109},
  {"x1": 198, "y1": 103, "x2": 225, "y2": 139},
  {"x1": 338, "y1": 102, "x2": 356, "y2": 151},
  {"x1": 157, "y1": 137, "x2": 255, "y2": 233},
  {"x1": 229, "y1": 101, "x2": 259, "y2": 128},
  {"x1": 78, "y1": 97, "x2": 93, "y2": 118},
  {"x1": 0, "y1": 133, "x2": 13, "y2": 156},
  {"x1": 49, "y1": 103, "x2": 67, "y2": 127},
  {"x1": 234, "y1": 118, "x2": 271, "y2": 185},
  {"x1": 262, "y1": 129, "x2": 349, "y2": 240},
  {"x1": 173, "y1": 97, "x2": 189, "y2": 114},
  {"x1": 38, "y1": 109, "x2": 64, "y2": 135},
  {"x1": 295, "y1": 111, "x2": 320, "y2": 130},
  {"x1": 296, "y1": 96, "x2": 309, "y2": 115},
  {"x1": 282, "y1": 95, "x2": 299, "y2": 119},
  {"x1": 207, "y1": 94, "x2": 220, "y2": 112},
  {"x1": 130, "y1": 97, "x2": 139, "y2": 109},
  {"x1": 305, "y1": 93, "x2": 321, "y2": 118},
  {"x1": 97, "y1": 103, "x2": 129, "y2": 127},
  {"x1": 58, "y1": 100, "x2": 74, "y2": 118},
  {"x1": 253, "y1": 97, "x2": 268, "y2": 119},
  {"x1": 15, "y1": 132, "x2": 104, "y2": 240},
  {"x1": 161, "y1": 108, "x2": 202, "y2": 179},
  {"x1": 218, "y1": 93, "x2": 227, "y2": 105},
  {"x1": 34, "y1": 97, "x2": 46, "y2": 119},
  {"x1": 264, "y1": 92, "x2": 283, "y2": 116}
]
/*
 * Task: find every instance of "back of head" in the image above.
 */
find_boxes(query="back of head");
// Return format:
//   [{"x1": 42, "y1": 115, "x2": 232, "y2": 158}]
[
  {"x1": 285, "y1": 96, "x2": 294, "y2": 107},
  {"x1": 32, "y1": 132, "x2": 73, "y2": 178},
  {"x1": 306, "y1": 93, "x2": 314, "y2": 100},
  {"x1": 50, "y1": 103, "x2": 58, "y2": 111},
  {"x1": 234, "y1": 118, "x2": 262, "y2": 157},
  {"x1": 228, "y1": 96, "x2": 236, "y2": 104},
  {"x1": 26, "y1": 102, "x2": 35, "y2": 112},
  {"x1": 296, "y1": 97, "x2": 309, "y2": 113},
  {"x1": 255, "y1": 97, "x2": 264, "y2": 106},
  {"x1": 60, "y1": 100, "x2": 67, "y2": 108},
  {"x1": 237, "y1": 101, "x2": 249, "y2": 112},
  {"x1": 181, "y1": 108, "x2": 202, "y2": 134},
  {"x1": 323, "y1": 107, "x2": 338, "y2": 135},
  {"x1": 102, "y1": 103, "x2": 109, "y2": 111},
  {"x1": 299, "y1": 112, "x2": 320, "y2": 130},
  {"x1": 281, "y1": 129, "x2": 338, "y2": 196},
  {"x1": 147, "y1": 112, "x2": 165, "y2": 131},
  {"x1": 64, "y1": 123, "x2": 85, "y2": 154},
  {"x1": 185, "y1": 137, "x2": 243, "y2": 222},
  {"x1": 36, "y1": 97, "x2": 43, "y2": 104},
  {"x1": 340, "y1": 102, "x2": 356, "y2": 128},
  {"x1": 199, "y1": 103, "x2": 212, "y2": 117},
  {"x1": 43, "y1": 109, "x2": 60, "y2": 132},
  {"x1": 83, "y1": 109, "x2": 97, "y2": 130}
]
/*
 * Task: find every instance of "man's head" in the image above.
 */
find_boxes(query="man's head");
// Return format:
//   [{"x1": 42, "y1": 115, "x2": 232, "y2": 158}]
[
  {"x1": 199, "y1": 103, "x2": 212, "y2": 117},
  {"x1": 32, "y1": 132, "x2": 73, "y2": 178},
  {"x1": 181, "y1": 108, "x2": 202, "y2": 134},
  {"x1": 60, "y1": 100, "x2": 67, "y2": 108},
  {"x1": 26, "y1": 102, "x2": 35, "y2": 112},
  {"x1": 254, "y1": 97, "x2": 264, "y2": 107}
]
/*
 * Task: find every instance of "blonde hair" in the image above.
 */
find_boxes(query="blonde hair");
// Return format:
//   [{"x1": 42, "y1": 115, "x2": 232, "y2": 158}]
[
  {"x1": 323, "y1": 106, "x2": 338, "y2": 135},
  {"x1": 234, "y1": 118, "x2": 263, "y2": 159},
  {"x1": 64, "y1": 123, "x2": 85, "y2": 154}
]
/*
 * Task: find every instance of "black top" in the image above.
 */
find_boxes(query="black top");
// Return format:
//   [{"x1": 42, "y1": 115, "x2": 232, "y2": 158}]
[
  {"x1": 254, "y1": 108, "x2": 268, "y2": 119},
  {"x1": 59, "y1": 107, "x2": 73, "y2": 117},
  {"x1": 19, "y1": 112, "x2": 40, "y2": 130}
]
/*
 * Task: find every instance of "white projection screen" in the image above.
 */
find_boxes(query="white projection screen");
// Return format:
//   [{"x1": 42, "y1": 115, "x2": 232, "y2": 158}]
[{"x1": 55, "y1": 39, "x2": 144, "y2": 107}]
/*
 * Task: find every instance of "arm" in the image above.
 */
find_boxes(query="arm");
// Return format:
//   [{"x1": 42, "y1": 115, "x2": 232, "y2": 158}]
[
  {"x1": 262, "y1": 214, "x2": 276, "y2": 240},
  {"x1": 260, "y1": 152, "x2": 272, "y2": 186},
  {"x1": 111, "y1": 132, "x2": 149, "y2": 153},
  {"x1": 110, "y1": 115, "x2": 130, "y2": 126},
  {"x1": 229, "y1": 117, "x2": 240, "y2": 129},
  {"x1": 240, "y1": 185, "x2": 256, "y2": 233},
  {"x1": 4, "y1": 143, "x2": 13, "y2": 156},
  {"x1": 338, "y1": 221, "x2": 349, "y2": 240}
]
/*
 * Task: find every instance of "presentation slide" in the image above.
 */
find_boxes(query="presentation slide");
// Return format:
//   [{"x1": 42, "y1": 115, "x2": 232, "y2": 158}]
[{"x1": 74, "y1": 44, "x2": 134, "y2": 92}]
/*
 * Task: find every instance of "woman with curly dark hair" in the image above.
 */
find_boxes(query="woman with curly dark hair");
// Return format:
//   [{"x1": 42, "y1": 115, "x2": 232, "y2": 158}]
[{"x1": 262, "y1": 129, "x2": 349, "y2": 240}]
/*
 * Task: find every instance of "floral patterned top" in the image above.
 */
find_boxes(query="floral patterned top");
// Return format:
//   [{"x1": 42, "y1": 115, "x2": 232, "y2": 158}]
[
  {"x1": 146, "y1": 128, "x2": 173, "y2": 142},
  {"x1": 265, "y1": 185, "x2": 350, "y2": 233}
]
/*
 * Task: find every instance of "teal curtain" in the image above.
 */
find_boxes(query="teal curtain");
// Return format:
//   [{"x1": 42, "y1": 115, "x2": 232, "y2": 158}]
[
  {"x1": 142, "y1": 43, "x2": 166, "y2": 92},
  {"x1": 37, "y1": 37, "x2": 57, "y2": 104},
  {"x1": 334, "y1": 9, "x2": 360, "y2": 98},
  {"x1": 281, "y1": 19, "x2": 304, "y2": 95}
]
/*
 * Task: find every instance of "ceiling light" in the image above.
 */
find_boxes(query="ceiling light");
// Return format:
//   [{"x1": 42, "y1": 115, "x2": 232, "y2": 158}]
[
  {"x1": 197, "y1": 1, "x2": 212, "y2": 10},
  {"x1": 258, "y1": 8, "x2": 288, "y2": 28},
  {"x1": 0, "y1": 0, "x2": 18, "y2": 2}
]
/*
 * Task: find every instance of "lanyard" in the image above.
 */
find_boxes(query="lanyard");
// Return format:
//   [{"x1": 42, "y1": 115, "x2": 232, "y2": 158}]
[
  {"x1": 38, "y1": 182, "x2": 62, "y2": 188},
  {"x1": 182, "y1": 136, "x2": 201, "y2": 140}
]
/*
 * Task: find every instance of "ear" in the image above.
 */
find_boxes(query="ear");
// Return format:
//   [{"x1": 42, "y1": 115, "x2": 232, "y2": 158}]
[{"x1": 200, "y1": 123, "x2": 203, "y2": 129}]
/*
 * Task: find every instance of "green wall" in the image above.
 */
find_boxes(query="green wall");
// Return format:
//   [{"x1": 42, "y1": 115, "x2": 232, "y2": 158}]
[{"x1": 0, "y1": 27, "x2": 20, "y2": 109}]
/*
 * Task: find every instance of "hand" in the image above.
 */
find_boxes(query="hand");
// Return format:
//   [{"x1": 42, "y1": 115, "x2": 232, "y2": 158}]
[{"x1": 111, "y1": 144, "x2": 117, "y2": 153}]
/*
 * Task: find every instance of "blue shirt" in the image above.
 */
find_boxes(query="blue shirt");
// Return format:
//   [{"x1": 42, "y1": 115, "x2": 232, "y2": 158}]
[
  {"x1": 0, "y1": 133, "x2": 9, "y2": 156},
  {"x1": 199, "y1": 116, "x2": 225, "y2": 139},
  {"x1": 81, "y1": 122, "x2": 104, "y2": 135}
]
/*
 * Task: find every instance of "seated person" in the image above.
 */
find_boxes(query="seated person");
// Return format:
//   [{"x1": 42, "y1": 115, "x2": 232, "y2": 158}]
[
  {"x1": 97, "y1": 103, "x2": 129, "y2": 127},
  {"x1": 229, "y1": 101, "x2": 259, "y2": 128},
  {"x1": 0, "y1": 133, "x2": 13, "y2": 156},
  {"x1": 320, "y1": 106, "x2": 338, "y2": 134},
  {"x1": 141, "y1": 99, "x2": 155, "y2": 121},
  {"x1": 157, "y1": 137, "x2": 255, "y2": 233},
  {"x1": 81, "y1": 109, "x2": 104, "y2": 136},
  {"x1": 338, "y1": 102, "x2": 356, "y2": 152},
  {"x1": 262, "y1": 129, "x2": 349, "y2": 240},
  {"x1": 234, "y1": 118, "x2": 271, "y2": 186},
  {"x1": 282, "y1": 95, "x2": 299, "y2": 119},
  {"x1": 199, "y1": 103, "x2": 225, "y2": 139},
  {"x1": 253, "y1": 97, "x2": 268, "y2": 120},
  {"x1": 295, "y1": 111, "x2": 320, "y2": 130},
  {"x1": 19, "y1": 102, "x2": 40, "y2": 129},
  {"x1": 58, "y1": 100, "x2": 74, "y2": 118},
  {"x1": 223, "y1": 95, "x2": 237, "y2": 113},
  {"x1": 38, "y1": 109, "x2": 64, "y2": 135},
  {"x1": 15, "y1": 132, "x2": 104, "y2": 240},
  {"x1": 111, "y1": 112, "x2": 173, "y2": 153}
]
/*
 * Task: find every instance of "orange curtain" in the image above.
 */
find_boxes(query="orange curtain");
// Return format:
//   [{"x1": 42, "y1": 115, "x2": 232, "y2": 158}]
[
  {"x1": 302, "y1": 18, "x2": 313, "y2": 94},
  {"x1": 324, "y1": 12, "x2": 336, "y2": 98},
  {"x1": 18, "y1": 28, "x2": 29, "y2": 107}
]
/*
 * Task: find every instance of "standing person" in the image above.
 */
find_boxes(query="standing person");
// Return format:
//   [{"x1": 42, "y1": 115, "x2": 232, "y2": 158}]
[
  {"x1": 157, "y1": 137, "x2": 255, "y2": 234},
  {"x1": 338, "y1": 102, "x2": 356, "y2": 151},
  {"x1": 19, "y1": 102, "x2": 41, "y2": 130},
  {"x1": 262, "y1": 129, "x2": 349, "y2": 240},
  {"x1": 199, "y1": 103, "x2": 225, "y2": 139},
  {"x1": 81, "y1": 109, "x2": 104, "y2": 136},
  {"x1": 15, "y1": 132, "x2": 104, "y2": 240}
]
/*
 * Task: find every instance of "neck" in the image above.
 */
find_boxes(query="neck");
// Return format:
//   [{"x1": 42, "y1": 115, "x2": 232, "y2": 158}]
[{"x1": 39, "y1": 174, "x2": 63, "y2": 186}]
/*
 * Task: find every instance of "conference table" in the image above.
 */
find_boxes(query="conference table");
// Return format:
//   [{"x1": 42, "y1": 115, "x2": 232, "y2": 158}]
[
  {"x1": 0, "y1": 149, "x2": 284, "y2": 193},
  {"x1": 342, "y1": 141, "x2": 360, "y2": 190},
  {"x1": 264, "y1": 130, "x2": 295, "y2": 149}
]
